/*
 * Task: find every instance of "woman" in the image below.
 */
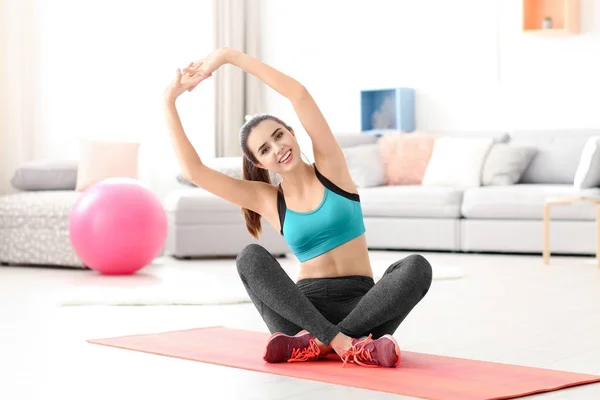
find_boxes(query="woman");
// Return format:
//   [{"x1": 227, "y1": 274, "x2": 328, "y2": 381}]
[{"x1": 163, "y1": 47, "x2": 432, "y2": 368}]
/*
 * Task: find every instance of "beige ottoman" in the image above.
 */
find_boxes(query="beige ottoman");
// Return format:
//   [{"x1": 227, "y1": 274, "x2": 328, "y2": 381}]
[{"x1": 0, "y1": 191, "x2": 85, "y2": 268}]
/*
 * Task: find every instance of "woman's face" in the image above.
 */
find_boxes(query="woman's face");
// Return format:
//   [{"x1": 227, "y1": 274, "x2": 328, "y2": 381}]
[{"x1": 247, "y1": 119, "x2": 300, "y2": 172}]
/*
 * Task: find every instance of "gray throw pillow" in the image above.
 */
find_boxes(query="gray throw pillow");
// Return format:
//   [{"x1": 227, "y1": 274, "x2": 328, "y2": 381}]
[
  {"x1": 11, "y1": 159, "x2": 78, "y2": 191},
  {"x1": 482, "y1": 144, "x2": 537, "y2": 186},
  {"x1": 342, "y1": 143, "x2": 385, "y2": 188},
  {"x1": 574, "y1": 136, "x2": 600, "y2": 189}
]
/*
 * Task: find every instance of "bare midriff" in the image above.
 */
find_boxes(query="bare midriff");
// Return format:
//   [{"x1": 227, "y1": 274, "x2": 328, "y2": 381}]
[{"x1": 295, "y1": 234, "x2": 373, "y2": 280}]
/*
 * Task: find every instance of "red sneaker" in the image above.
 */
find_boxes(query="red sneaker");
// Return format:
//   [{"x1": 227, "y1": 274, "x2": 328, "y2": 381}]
[
  {"x1": 340, "y1": 334, "x2": 401, "y2": 368},
  {"x1": 263, "y1": 330, "x2": 321, "y2": 363}
]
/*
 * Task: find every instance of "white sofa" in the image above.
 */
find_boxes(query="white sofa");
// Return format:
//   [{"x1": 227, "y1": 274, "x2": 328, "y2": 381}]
[
  {"x1": 359, "y1": 130, "x2": 599, "y2": 255},
  {"x1": 165, "y1": 129, "x2": 600, "y2": 258},
  {"x1": 458, "y1": 130, "x2": 600, "y2": 255},
  {"x1": 1, "y1": 129, "x2": 598, "y2": 269}
]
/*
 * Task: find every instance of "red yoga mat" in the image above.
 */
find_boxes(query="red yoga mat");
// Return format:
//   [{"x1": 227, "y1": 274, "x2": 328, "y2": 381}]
[{"x1": 88, "y1": 326, "x2": 600, "y2": 400}]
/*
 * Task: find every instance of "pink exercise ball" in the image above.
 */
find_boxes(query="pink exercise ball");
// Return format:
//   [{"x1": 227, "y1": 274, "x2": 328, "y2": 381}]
[{"x1": 69, "y1": 178, "x2": 167, "y2": 275}]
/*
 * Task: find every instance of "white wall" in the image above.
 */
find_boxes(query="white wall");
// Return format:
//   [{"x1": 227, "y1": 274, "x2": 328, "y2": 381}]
[
  {"x1": 497, "y1": 0, "x2": 600, "y2": 130},
  {"x1": 25, "y1": 0, "x2": 600, "y2": 167},
  {"x1": 260, "y1": 0, "x2": 600, "y2": 151},
  {"x1": 35, "y1": 0, "x2": 215, "y2": 164}
]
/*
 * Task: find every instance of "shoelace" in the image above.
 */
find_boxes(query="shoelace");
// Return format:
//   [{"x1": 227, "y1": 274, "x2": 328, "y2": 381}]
[
  {"x1": 341, "y1": 334, "x2": 378, "y2": 367},
  {"x1": 288, "y1": 338, "x2": 321, "y2": 362}
]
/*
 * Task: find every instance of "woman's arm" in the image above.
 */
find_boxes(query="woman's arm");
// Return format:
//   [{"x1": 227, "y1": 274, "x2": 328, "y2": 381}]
[
  {"x1": 163, "y1": 70, "x2": 274, "y2": 215},
  {"x1": 226, "y1": 49, "x2": 305, "y2": 101},
  {"x1": 224, "y1": 49, "x2": 345, "y2": 166},
  {"x1": 189, "y1": 48, "x2": 348, "y2": 175}
]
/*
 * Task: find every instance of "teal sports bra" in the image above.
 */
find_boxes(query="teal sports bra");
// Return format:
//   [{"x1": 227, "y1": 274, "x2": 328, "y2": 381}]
[{"x1": 277, "y1": 164, "x2": 366, "y2": 262}]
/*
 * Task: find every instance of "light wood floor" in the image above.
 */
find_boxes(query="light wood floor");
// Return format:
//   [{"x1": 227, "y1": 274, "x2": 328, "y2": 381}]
[{"x1": 2, "y1": 250, "x2": 600, "y2": 400}]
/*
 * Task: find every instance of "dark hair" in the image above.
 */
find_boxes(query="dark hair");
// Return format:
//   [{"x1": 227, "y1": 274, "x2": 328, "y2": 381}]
[{"x1": 240, "y1": 114, "x2": 291, "y2": 238}]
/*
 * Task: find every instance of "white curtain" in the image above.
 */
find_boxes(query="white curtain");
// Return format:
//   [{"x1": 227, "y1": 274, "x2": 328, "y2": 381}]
[
  {"x1": 0, "y1": 0, "x2": 40, "y2": 195},
  {"x1": 214, "y1": 0, "x2": 263, "y2": 157}
]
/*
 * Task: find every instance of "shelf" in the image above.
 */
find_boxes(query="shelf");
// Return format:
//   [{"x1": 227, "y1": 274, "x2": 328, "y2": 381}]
[
  {"x1": 523, "y1": 0, "x2": 579, "y2": 35},
  {"x1": 524, "y1": 28, "x2": 577, "y2": 36},
  {"x1": 360, "y1": 88, "x2": 415, "y2": 134}
]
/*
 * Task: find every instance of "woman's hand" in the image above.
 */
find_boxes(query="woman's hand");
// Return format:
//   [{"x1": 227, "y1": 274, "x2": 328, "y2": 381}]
[
  {"x1": 164, "y1": 63, "x2": 212, "y2": 103},
  {"x1": 183, "y1": 48, "x2": 233, "y2": 92}
]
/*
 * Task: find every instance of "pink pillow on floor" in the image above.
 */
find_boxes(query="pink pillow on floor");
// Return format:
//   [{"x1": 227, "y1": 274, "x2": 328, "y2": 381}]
[{"x1": 379, "y1": 133, "x2": 438, "y2": 185}]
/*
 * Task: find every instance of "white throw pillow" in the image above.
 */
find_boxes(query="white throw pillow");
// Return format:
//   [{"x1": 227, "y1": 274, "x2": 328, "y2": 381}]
[
  {"x1": 422, "y1": 137, "x2": 494, "y2": 188},
  {"x1": 342, "y1": 144, "x2": 385, "y2": 188},
  {"x1": 574, "y1": 136, "x2": 600, "y2": 189}
]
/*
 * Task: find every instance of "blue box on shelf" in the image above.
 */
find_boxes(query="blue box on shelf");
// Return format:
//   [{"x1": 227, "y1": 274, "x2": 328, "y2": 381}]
[{"x1": 360, "y1": 88, "x2": 415, "y2": 136}]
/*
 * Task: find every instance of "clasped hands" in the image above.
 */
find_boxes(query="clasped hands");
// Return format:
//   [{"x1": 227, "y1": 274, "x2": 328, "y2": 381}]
[{"x1": 164, "y1": 47, "x2": 231, "y2": 102}]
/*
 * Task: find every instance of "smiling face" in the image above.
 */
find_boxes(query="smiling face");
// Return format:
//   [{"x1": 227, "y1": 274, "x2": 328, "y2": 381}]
[{"x1": 246, "y1": 118, "x2": 300, "y2": 173}]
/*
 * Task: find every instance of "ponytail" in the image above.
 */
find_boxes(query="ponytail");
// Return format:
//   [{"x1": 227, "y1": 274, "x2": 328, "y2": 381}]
[{"x1": 241, "y1": 156, "x2": 271, "y2": 239}]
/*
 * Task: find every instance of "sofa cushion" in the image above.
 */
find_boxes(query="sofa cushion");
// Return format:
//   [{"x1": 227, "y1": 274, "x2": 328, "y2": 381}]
[
  {"x1": 510, "y1": 130, "x2": 600, "y2": 184},
  {"x1": 422, "y1": 137, "x2": 493, "y2": 188},
  {"x1": 358, "y1": 185, "x2": 464, "y2": 218},
  {"x1": 0, "y1": 191, "x2": 81, "y2": 229},
  {"x1": 461, "y1": 184, "x2": 600, "y2": 220}
]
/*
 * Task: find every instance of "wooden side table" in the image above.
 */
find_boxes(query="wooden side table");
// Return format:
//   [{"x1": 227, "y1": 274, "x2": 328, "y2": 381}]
[{"x1": 543, "y1": 197, "x2": 600, "y2": 267}]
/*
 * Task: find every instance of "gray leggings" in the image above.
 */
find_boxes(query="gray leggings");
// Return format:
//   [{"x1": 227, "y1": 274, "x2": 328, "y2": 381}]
[{"x1": 236, "y1": 244, "x2": 433, "y2": 346}]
